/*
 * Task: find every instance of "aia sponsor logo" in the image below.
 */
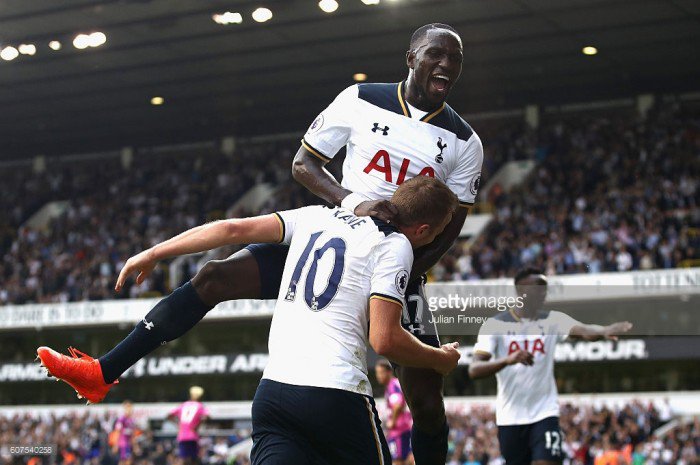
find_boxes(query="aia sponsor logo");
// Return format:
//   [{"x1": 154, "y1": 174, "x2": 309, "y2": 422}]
[
  {"x1": 508, "y1": 338, "x2": 545, "y2": 355},
  {"x1": 363, "y1": 150, "x2": 435, "y2": 185}
]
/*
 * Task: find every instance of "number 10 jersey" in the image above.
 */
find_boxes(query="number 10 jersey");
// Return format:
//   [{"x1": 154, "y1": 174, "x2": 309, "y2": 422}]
[{"x1": 262, "y1": 205, "x2": 413, "y2": 396}]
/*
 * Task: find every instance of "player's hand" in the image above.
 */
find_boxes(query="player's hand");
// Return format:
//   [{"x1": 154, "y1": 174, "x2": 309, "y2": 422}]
[
  {"x1": 115, "y1": 249, "x2": 158, "y2": 292},
  {"x1": 355, "y1": 200, "x2": 399, "y2": 223},
  {"x1": 435, "y1": 342, "x2": 461, "y2": 375},
  {"x1": 386, "y1": 418, "x2": 395, "y2": 429},
  {"x1": 603, "y1": 321, "x2": 633, "y2": 340},
  {"x1": 506, "y1": 349, "x2": 534, "y2": 366}
]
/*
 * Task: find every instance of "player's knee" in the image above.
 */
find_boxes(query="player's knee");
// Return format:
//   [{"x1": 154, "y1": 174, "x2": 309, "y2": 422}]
[
  {"x1": 192, "y1": 260, "x2": 229, "y2": 305},
  {"x1": 407, "y1": 390, "x2": 445, "y2": 432}
]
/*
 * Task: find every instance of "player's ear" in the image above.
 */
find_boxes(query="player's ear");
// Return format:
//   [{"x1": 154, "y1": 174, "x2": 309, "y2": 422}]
[
  {"x1": 415, "y1": 223, "x2": 430, "y2": 237},
  {"x1": 406, "y1": 49, "x2": 415, "y2": 69}
]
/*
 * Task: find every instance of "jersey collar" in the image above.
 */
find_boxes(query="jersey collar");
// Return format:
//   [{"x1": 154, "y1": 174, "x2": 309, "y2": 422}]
[{"x1": 398, "y1": 81, "x2": 446, "y2": 124}]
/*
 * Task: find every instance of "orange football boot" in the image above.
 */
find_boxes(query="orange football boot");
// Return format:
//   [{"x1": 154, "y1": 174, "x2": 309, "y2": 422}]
[{"x1": 36, "y1": 346, "x2": 118, "y2": 404}]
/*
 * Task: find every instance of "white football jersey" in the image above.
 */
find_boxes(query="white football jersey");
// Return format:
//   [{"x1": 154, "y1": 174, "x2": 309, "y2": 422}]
[
  {"x1": 262, "y1": 205, "x2": 413, "y2": 396},
  {"x1": 302, "y1": 82, "x2": 483, "y2": 207},
  {"x1": 473, "y1": 310, "x2": 580, "y2": 425}
]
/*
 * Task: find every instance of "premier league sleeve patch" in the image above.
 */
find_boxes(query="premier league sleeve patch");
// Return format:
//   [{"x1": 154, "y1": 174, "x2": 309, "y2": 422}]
[
  {"x1": 470, "y1": 174, "x2": 481, "y2": 196},
  {"x1": 306, "y1": 114, "x2": 324, "y2": 134},
  {"x1": 395, "y1": 270, "x2": 409, "y2": 296}
]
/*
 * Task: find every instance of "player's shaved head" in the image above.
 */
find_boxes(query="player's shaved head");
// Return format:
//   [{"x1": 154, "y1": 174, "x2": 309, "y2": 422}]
[
  {"x1": 391, "y1": 176, "x2": 457, "y2": 229},
  {"x1": 410, "y1": 23, "x2": 461, "y2": 50},
  {"x1": 405, "y1": 23, "x2": 463, "y2": 111},
  {"x1": 514, "y1": 267, "x2": 547, "y2": 285}
]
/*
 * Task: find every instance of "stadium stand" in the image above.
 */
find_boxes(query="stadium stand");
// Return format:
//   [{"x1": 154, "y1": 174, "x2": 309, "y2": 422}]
[
  {"x1": 0, "y1": 409, "x2": 252, "y2": 464},
  {"x1": 0, "y1": 102, "x2": 698, "y2": 305},
  {"x1": 0, "y1": 140, "x2": 318, "y2": 305},
  {"x1": 433, "y1": 102, "x2": 699, "y2": 281},
  {"x1": 0, "y1": 399, "x2": 696, "y2": 465}
]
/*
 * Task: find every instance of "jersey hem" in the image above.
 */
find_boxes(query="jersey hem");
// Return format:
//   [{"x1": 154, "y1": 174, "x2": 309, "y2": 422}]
[
  {"x1": 262, "y1": 374, "x2": 373, "y2": 397},
  {"x1": 301, "y1": 138, "x2": 332, "y2": 162},
  {"x1": 370, "y1": 293, "x2": 403, "y2": 307},
  {"x1": 272, "y1": 212, "x2": 286, "y2": 243}
]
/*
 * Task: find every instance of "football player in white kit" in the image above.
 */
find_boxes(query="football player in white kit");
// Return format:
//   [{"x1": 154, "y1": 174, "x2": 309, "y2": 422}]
[
  {"x1": 39, "y1": 24, "x2": 481, "y2": 465},
  {"x1": 291, "y1": 23, "x2": 482, "y2": 465},
  {"x1": 252, "y1": 176, "x2": 461, "y2": 465},
  {"x1": 65, "y1": 176, "x2": 461, "y2": 464},
  {"x1": 469, "y1": 268, "x2": 633, "y2": 465}
]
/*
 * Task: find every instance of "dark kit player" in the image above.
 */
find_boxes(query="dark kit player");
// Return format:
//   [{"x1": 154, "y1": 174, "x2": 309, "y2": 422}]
[
  {"x1": 38, "y1": 23, "x2": 482, "y2": 465},
  {"x1": 469, "y1": 268, "x2": 633, "y2": 465}
]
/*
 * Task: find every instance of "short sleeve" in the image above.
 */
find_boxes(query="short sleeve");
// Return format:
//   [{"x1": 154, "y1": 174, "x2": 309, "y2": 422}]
[
  {"x1": 473, "y1": 318, "x2": 499, "y2": 357},
  {"x1": 169, "y1": 406, "x2": 182, "y2": 418},
  {"x1": 446, "y1": 132, "x2": 484, "y2": 207},
  {"x1": 369, "y1": 235, "x2": 413, "y2": 308},
  {"x1": 274, "y1": 206, "x2": 324, "y2": 245},
  {"x1": 301, "y1": 85, "x2": 358, "y2": 162},
  {"x1": 550, "y1": 311, "x2": 581, "y2": 341}
]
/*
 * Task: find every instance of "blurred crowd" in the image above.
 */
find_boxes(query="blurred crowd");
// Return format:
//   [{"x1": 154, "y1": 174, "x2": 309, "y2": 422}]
[
  {"x1": 447, "y1": 400, "x2": 699, "y2": 465},
  {"x1": 0, "y1": 410, "x2": 251, "y2": 465},
  {"x1": 0, "y1": 400, "x2": 697, "y2": 465},
  {"x1": 434, "y1": 103, "x2": 699, "y2": 280},
  {"x1": 0, "y1": 141, "x2": 318, "y2": 305},
  {"x1": 1, "y1": 102, "x2": 699, "y2": 304}
]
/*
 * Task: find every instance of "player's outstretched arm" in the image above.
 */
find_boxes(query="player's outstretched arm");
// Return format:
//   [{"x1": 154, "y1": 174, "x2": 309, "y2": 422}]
[
  {"x1": 409, "y1": 206, "x2": 468, "y2": 281},
  {"x1": 468, "y1": 350, "x2": 534, "y2": 379},
  {"x1": 115, "y1": 215, "x2": 283, "y2": 291},
  {"x1": 569, "y1": 321, "x2": 633, "y2": 341},
  {"x1": 292, "y1": 147, "x2": 399, "y2": 222},
  {"x1": 369, "y1": 298, "x2": 460, "y2": 375}
]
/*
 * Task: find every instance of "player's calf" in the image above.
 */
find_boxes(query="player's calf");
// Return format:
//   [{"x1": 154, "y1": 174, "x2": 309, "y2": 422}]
[
  {"x1": 400, "y1": 370, "x2": 446, "y2": 432},
  {"x1": 397, "y1": 366, "x2": 448, "y2": 465}
]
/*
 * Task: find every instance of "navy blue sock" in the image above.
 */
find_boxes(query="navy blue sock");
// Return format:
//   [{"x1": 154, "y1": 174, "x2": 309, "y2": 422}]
[
  {"x1": 411, "y1": 419, "x2": 449, "y2": 465},
  {"x1": 99, "y1": 281, "x2": 212, "y2": 383}
]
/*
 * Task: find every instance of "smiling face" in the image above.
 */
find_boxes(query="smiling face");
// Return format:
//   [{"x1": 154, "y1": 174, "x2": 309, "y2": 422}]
[{"x1": 406, "y1": 28, "x2": 463, "y2": 110}]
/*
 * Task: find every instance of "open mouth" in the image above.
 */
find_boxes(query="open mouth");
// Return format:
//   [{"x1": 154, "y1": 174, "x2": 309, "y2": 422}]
[{"x1": 430, "y1": 74, "x2": 450, "y2": 94}]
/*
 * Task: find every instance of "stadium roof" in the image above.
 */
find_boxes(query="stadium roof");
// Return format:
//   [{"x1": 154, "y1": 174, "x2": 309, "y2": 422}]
[{"x1": 0, "y1": 0, "x2": 699, "y2": 159}]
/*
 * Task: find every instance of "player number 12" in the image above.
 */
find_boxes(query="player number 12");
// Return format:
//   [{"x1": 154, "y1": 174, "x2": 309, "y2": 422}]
[{"x1": 544, "y1": 430, "x2": 561, "y2": 456}]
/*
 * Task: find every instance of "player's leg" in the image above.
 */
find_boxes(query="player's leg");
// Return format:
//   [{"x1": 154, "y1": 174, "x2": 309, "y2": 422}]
[
  {"x1": 307, "y1": 387, "x2": 391, "y2": 465},
  {"x1": 99, "y1": 244, "x2": 287, "y2": 384},
  {"x1": 529, "y1": 417, "x2": 563, "y2": 465},
  {"x1": 388, "y1": 430, "x2": 412, "y2": 465},
  {"x1": 38, "y1": 244, "x2": 287, "y2": 403},
  {"x1": 396, "y1": 278, "x2": 449, "y2": 465},
  {"x1": 251, "y1": 379, "x2": 316, "y2": 465},
  {"x1": 396, "y1": 365, "x2": 446, "y2": 465},
  {"x1": 497, "y1": 424, "x2": 532, "y2": 465},
  {"x1": 178, "y1": 441, "x2": 199, "y2": 465}
]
